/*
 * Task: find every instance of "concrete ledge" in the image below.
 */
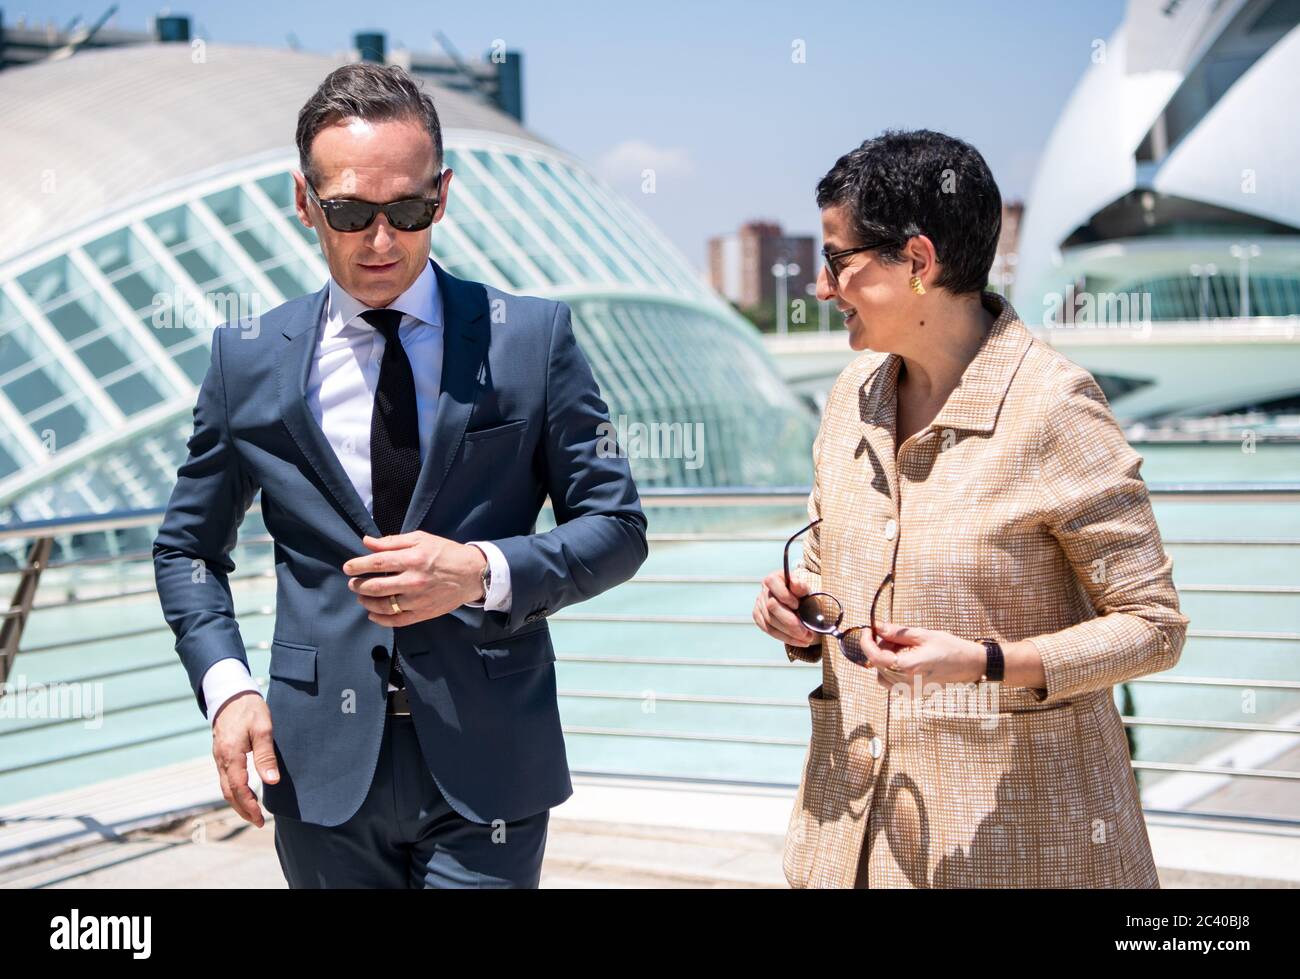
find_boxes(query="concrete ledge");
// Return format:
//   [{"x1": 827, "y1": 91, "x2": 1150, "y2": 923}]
[
  {"x1": 5, "y1": 765, "x2": 1299, "y2": 888},
  {"x1": 1147, "y1": 811, "x2": 1300, "y2": 888}
]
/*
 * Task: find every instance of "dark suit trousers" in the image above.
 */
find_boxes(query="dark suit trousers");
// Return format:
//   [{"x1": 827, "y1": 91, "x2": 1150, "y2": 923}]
[{"x1": 272, "y1": 712, "x2": 550, "y2": 888}]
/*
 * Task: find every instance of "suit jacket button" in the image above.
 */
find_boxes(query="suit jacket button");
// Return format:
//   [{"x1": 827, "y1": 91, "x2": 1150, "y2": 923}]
[{"x1": 371, "y1": 645, "x2": 388, "y2": 662}]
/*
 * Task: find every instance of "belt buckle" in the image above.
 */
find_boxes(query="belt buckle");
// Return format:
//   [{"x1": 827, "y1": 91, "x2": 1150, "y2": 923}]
[{"x1": 387, "y1": 686, "x2": 412, "y2": 716}]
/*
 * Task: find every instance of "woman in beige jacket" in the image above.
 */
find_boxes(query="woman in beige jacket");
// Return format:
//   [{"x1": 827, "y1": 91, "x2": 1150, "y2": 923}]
[{"x1": 753, "y1": 129, "x2": 1188, "y2": 888}]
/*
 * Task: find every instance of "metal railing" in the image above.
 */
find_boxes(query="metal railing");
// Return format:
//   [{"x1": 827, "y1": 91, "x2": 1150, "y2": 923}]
[{"x1": 1, "y1": 486, "x2": 1298, "y2": 823}]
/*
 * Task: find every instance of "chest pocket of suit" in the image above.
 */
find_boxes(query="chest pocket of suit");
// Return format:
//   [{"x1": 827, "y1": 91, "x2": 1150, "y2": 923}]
[{"x1": 460, "y1": 418, "x2": 527, "y2": 466}]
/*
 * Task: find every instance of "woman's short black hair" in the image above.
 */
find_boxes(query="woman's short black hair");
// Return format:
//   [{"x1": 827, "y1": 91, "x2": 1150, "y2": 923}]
[{"x1": 816, "y1": 129, "x2": 1002, "y2": 295}]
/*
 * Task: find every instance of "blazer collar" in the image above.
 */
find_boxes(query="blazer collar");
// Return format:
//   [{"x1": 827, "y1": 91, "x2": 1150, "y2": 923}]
[
  {"x1": 324, "y1": 257, "x2": 442, "y2": 338},
  {"x1": 860, "y1": 290, "x2": 1034, "y2": 439}
]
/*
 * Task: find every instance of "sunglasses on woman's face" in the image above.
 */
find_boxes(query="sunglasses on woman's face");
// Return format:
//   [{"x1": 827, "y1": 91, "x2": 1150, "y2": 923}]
[
  {"x1": 821, "y1": 233, "x2": 912, "y2": 280},
  {"x1": 783, "y1": 518, "x2": 893, "y2": 667},
  {"x1": 305, "y1": 171, "x2": 445, "y2": 232},
  {"x1": 821, "y1": 244, "x2": 877, "y2": 280}
]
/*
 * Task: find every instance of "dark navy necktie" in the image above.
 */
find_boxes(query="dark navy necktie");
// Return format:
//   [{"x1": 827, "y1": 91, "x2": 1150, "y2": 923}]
[{"x1": 362, "y1": 307, "x2": 420, "y2": 690}]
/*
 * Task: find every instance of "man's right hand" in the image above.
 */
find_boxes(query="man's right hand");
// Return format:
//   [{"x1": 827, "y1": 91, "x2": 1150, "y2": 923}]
[
  {"x1": 754, "y1": 570, "x2": 818, "y2": 647},
  {"x1": 211, "y1": 691, "x2": 279, "y2": 827}
]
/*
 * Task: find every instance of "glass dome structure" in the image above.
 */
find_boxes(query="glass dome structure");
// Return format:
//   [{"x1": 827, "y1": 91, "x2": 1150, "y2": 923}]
[{"x1": 0, "y1": 43, "x2": 816, "y2": 530}]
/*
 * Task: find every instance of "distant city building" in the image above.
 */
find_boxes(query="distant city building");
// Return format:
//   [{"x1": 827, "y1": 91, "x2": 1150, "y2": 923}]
[
  {"x1": 708, "y1": 222, "x2": 814, "y2": 308},
  {"x1": 989, "y1": 200, "x2": 1023, "y2": 295}
]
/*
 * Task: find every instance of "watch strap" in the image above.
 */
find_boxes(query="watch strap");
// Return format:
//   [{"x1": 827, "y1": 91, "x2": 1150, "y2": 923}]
[{"x1": 975, "y1": 637, "x2": 1004, "y2": 682}]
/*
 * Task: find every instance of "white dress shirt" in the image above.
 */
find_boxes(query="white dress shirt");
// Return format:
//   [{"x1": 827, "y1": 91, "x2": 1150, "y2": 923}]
[{"x1": 201, "y1": 261, "x2": 511, "y2": 723}]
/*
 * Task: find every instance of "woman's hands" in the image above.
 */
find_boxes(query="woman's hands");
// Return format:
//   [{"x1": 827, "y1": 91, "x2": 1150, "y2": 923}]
[
  {"x1": 753, "y1": 570, "x2": 818, "y2": 647},
  {"x1": 861, "y1": 621, "x2": 986, "y2": 689},
  {"x1": 753, "y1": 572, "x2": 999, "y2": 690}
]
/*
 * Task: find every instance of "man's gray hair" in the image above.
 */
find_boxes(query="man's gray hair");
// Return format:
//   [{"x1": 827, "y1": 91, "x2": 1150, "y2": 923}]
[{"x1": 296, "y1": 62, "x2": 443, "y2": 188}]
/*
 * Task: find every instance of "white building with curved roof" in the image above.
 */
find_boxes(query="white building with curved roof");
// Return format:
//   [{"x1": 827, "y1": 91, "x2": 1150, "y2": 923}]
[
  {"x1": 1014, "y1": 0, "x2": 1300, "y2": 419},
  {"x1": 0, "y1": 43, "x2": 816, "y2": 526}
]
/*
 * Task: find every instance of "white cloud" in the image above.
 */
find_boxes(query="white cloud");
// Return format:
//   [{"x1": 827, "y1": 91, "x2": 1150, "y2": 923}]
[{"x1": 594, "y1": 140, "x2": 694, "y2": 183}]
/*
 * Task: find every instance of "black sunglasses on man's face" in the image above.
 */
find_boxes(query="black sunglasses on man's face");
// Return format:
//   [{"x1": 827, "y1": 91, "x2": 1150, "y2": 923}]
[{"x1": 305, "y1": 170, "x2": 446, "y2": 232}]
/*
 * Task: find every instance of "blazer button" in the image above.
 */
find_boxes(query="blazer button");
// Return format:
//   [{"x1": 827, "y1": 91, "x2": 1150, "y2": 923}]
[
  {"x1": 883, "y1": 519, "x2": 897, "y2": 541},
  {"x1": 371, "y1": 645, "x2": 388, "y2": 663},
  {"x1": 869, "y1": 736, "x2": 884, "y2": 759}
]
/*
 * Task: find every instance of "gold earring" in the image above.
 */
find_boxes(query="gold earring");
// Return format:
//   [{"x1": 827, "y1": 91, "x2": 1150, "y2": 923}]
[{"x1": 910, "y1": 275, "x2": 926, "y2": 295}]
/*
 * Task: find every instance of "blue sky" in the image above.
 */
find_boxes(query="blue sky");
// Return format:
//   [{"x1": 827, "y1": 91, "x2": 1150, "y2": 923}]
[{"x1": 27, "y1": 0, "x2": 1127, "y2": 268}]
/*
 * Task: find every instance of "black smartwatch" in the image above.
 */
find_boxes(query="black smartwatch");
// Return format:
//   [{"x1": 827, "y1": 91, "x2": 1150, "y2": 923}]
[{"x1": 975, "y1": 637, "x2": 1004, "y2": 682}]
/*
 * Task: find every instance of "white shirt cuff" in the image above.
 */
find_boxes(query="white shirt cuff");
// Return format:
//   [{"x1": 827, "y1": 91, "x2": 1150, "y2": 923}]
[
  {"x1": 201, "y1": 657, "x2": 262, "y2": 725},
  {"x1": 465, "y1": 540, "x2": 511, "y2": 612}
]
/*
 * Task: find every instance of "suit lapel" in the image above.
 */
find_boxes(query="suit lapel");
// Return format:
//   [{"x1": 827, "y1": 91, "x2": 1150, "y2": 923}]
[
  {"x1": 400, "y1": 258, "x2": 488, "y2": 534},
  {"x1": 276, "y1": 260, "x2": 488, "y2": 539},
  {"x1": 276, "y1": 282, "x2": 381, "y2": 539}
]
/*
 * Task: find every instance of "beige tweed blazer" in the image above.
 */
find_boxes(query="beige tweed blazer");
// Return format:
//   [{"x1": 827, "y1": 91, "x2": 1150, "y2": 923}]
[{"x1": 781, "y1": 291, "x2": 1189, "y2": 888}]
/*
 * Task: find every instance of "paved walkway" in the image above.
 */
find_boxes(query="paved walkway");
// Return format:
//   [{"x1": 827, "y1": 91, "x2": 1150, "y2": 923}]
[
  {"x1": 2, "y1": 763, "x2": 1297, "y2": 888},
  {"x1": 0, "y1": 807, "x2": 788, "y2": 889}
]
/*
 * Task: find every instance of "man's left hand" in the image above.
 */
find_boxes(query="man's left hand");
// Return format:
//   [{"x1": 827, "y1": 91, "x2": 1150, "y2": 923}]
[{"x1": 344, "y1": 532, "x2": 487, "y2": 626}]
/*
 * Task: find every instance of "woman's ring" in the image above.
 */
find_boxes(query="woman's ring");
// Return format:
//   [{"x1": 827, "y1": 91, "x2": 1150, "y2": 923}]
[{"x1": 390, "y1": 596, "x2": 403, "y2": 614}]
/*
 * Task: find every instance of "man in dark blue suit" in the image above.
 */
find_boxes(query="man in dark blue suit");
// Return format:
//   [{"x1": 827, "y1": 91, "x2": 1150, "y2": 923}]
[{"x1": 152, "y1": 63, "x2": 647, "y2": 887}]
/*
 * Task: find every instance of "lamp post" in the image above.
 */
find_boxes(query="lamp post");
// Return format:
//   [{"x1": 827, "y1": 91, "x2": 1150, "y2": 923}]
[
  {"x1": 1189, "y1": 263, "x2": 1218, "y2": 320},
  {"x1": 805, "y1": 281, "x2": 828, "y2": 332},
  {"x1": 772, "y1": 261, "x2": 800, "y2": 335},
  {"x1": 1228, "y1": 243, "x2": 1260, "y2": 318}
]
